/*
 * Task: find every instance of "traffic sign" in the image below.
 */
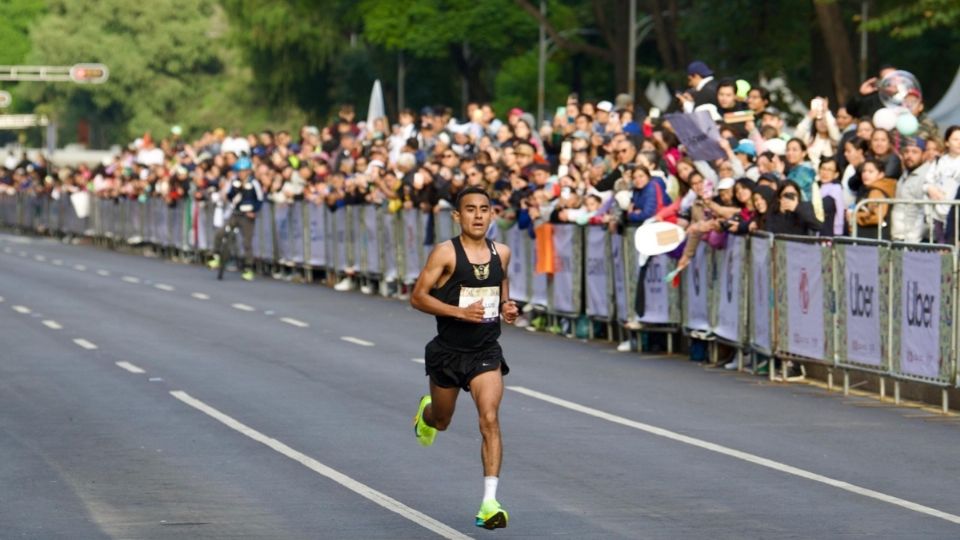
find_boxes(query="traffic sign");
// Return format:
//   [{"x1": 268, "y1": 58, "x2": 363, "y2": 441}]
[
  {"x1": 0, "y1": 91, "x2": 10, "y2": 108},
  {"x1": 69, "y1": 63, "x2": 109, "y2": 84}
]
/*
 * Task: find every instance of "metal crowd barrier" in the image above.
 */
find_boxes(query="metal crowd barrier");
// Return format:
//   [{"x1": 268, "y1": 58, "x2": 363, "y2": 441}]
[{"x1": 5, "y1": 192, "x2": 960, "y2": 408}]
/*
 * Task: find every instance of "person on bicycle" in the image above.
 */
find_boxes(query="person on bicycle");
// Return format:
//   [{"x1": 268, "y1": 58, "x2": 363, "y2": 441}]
[{"x1": 208, "y1": 156, "x2": 263, "y2": 280}]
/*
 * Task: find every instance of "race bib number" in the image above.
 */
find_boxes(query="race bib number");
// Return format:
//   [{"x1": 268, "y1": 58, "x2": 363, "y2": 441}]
[{"x1": 459, "y1": 286, "x2": 500, "y2": 322}]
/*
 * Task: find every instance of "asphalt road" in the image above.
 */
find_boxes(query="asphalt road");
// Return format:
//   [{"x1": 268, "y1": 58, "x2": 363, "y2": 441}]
[{"x1": 2, "y1": 231, "x2": 960, "y2": 539}]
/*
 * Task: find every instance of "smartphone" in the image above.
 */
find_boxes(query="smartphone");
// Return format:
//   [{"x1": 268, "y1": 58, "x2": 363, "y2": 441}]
[
  {"x1": 560, "y1": 141, "x2": 572, "y2": 162},
  {"x1": 555, "y1": 106, "x2": 567, "y2": 119}
]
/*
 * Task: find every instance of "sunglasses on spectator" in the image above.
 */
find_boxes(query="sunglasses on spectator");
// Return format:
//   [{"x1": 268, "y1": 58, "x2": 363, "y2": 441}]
[{"x1": 780, "y1": 192, "x2": 798, "y2": 201}]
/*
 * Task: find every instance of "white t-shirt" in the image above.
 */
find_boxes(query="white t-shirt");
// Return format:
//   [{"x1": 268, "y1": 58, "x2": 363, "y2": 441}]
[{"x1": 924, "y1": 153, "x2": 960, "y2": 220}]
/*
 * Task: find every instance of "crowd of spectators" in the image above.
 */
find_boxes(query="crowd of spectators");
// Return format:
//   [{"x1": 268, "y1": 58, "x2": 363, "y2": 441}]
[{"x1": 3, "y1": 61, "x2": 960, "y2": 359}]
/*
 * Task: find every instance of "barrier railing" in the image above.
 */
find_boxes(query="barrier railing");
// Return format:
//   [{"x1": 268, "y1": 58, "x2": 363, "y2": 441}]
[{"x1": 5, "y1": 192, "x2": 960, "y2": 407}]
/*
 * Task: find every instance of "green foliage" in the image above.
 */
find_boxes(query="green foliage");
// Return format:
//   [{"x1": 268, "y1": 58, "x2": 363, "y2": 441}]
[
  {"x1": 0, "y1": 0, "x2": 46, "y2": 65},
  {"x1": 21, "y1": 0, "x2": 298, "y2": 142},
  {"x1": 492, "y1": 50, "x2": 569, "y2": 117},
  {"x1": 863, "y1": 0, "x2": 960, "y2": 38}
]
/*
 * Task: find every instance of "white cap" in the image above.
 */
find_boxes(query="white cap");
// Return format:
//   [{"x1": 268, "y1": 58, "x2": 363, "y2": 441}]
[
  {"x1": 596, "y1": 100, "x2": 614, "y2": 113},
  {"x1": 717, "y1": 177, "x2": 735, "y2": 190},
  {"x1": 765, "y1": 138, "x2": 787, "y2": 156}
]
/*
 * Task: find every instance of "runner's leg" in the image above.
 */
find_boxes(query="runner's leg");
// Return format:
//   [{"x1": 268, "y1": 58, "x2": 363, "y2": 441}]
[
  {"x1": 469, "y1": 369, "x2": 504, "y2": 477},
  {"x1": 423, "y1": 381, "x2": 459, "y2": 431}
]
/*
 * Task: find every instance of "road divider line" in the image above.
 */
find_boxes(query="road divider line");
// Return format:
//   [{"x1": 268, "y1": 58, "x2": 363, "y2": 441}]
[
  {"x1": 97, "y1": 269, "x2": 110, "y2": 276},
  {"x1": 12, "y1": 305, "x2": 31, "y2": 314},
  {"x1": 341, "y1": 336, "x2": 375, "y2": 347},
  {"x1": 231, "y1": 303, "x2": 255, "y2": 312},
  {"x1": 0, "y1": 296, "x2": 4, "y2": 302},
  {"x1": 34, "y1": 255, "x2": 46, "y2": 262},
  {"x1": 508, "y1": 385, "x2": 960, "y2": 526},
  {"x1": 18, "y1": 251, "x2": 27, "y2": 257},
  {"x1": 121, "y1": 276, "x2": 141, "y2": 284},
  {"x1": 280, "y1": 317, "x2": 309, "y2": 328},
  {"x1": 52, "y1": 259, "x2": 63, "y2": 266},
  {"x1": 42, "y1": 320, "x2": 62, "y2": 330},
  {"x1": 154, "y1": 283, "x2": 175, "y2": 292},
  {"x1": 191, "y1": 292, "x2": 210, "y2": 300},
  {"x1": 169, "y1": 391, "x2": 468, "y2": 540},
  {"x1": 73, "y1": 338, "x2": 98, "y2": 350},
  {"x1": 115, "y1": 361, "x2": 146, "y2": 374},
  {"x1": 74, "y1": 264, "x2": 86, "y2": 271},
  {"x1": 411, "y1": 358, "x2": 425, "y2": 364}
]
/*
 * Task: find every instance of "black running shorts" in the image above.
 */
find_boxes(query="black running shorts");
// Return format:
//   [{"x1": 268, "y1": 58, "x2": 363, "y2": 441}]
[{"x1": 424, "y1": 338, "x2": 509, "y2": 391}]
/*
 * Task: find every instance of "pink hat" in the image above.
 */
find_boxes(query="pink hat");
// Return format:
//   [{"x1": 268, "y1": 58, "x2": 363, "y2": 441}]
[{"x1": 509, "y1": 108, "x2": 523, "y2": 117}]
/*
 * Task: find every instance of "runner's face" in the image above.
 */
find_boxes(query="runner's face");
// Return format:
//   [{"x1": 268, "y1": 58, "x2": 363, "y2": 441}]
[{"x1": 456, "y1": 193, "x2": 492, "y2": 239}]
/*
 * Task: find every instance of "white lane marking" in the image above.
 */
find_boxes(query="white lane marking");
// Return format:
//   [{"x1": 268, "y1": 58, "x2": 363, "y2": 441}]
[
  {"x1": 191, "y1": 292, "x2": 210, "y2": 300},
  {"x1": 34, "y1": 254, "x2": 46, "y2": 262},
  {"x1": 170, "y1": 391, "x2": 469, "y2": 539},
  {"x1": 97, "y1": 269, "x2": 111, "y2": 276},
  {"x1": 12, "y1": 305, "x2": 31, "y2": 314},
  {"x1": 18, "y1": 251, "x2": 27, "y2": 257},
  {"x1": 411, "y1": 358, "x2": 425, "y2": 364},
  {"x1": 2, "y1": 246, "x2": 10, "y2": 253},
  {"x1": 508, "y1": 385, "x2": 960, "y2": 526},
  {"x1": 280, "y1": 317, "x2": 309, "y2": 328},
  {"x1": 231, "y1": 303, "x2": 255, "y2": 312},
  {"x1": 341, "y1": 336, "x2": 375, "y2": 347},
  {"x1": 115, "y1": 361, "x2": 146, "y2": 374},
  {"x1": 154, "y1": 283, "x2": 175, "y2": 292},
  {"x1": 42, "y1": 320, "x2": 62, "y2": 330},
  {"x1": 73, "y1": 338, "x2": 98, "y2": 350},
  {"x1": 52, "y1": 259, "x2": 63, "y2": 266},
  {"x1": 0, "y1": 296, "x2": 4, "y2": 302},
  {"x1": 74, "y1": 264, "x2": 86, "y2": 271},
  {"x1": 122, "y1": 276, "x2": 141, "y2": 284}
]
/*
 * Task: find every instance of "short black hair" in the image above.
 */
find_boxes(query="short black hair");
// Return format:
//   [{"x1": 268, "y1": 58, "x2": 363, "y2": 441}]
[{"x1": 456, "y1": 186, "x2": 491, "y2": 210}]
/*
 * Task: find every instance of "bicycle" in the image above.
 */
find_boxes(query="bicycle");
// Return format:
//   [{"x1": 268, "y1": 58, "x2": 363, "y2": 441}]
[{"x1": 216, "y1": 220, "x2": 240, "y2": 281}]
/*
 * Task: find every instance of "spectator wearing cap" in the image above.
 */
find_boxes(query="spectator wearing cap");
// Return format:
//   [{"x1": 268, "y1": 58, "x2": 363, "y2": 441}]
[
  {"x1": 892, "y1": 137, "x2": 931, "y2": 243},
  {"x1": 679, "y1": 60, "x2": 718, "y2": 113},
  {"x1": 594, "y1": 101, "x2": 613, "y2": 134},
  {"x1": 733, "y1": 140, "x2": 759, "y2": 181}
]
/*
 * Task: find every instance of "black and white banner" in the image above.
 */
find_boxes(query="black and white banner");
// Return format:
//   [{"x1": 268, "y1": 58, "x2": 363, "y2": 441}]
[
  {"x1": 506, "y1": 225, "x2": 529, "y2": 303},
  {"x1": 844, "y1": 244, "x2": 881, "y2": 365},
  {"x1": 900, "y1": 250, "x2": 941, "y2": 378}
]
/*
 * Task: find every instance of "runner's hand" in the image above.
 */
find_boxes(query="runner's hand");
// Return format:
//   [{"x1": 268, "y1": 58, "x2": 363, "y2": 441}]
[
  {"x1": 459, "y1": 300, "x2": 486, "y2": 323},
  {"x1": 501, "y1": 301, "x2": 519, "y2": 324}
]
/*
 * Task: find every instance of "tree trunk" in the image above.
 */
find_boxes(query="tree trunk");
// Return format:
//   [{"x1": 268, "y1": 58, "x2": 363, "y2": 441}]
[
  {"x1": 647, "y1": 0, "x2": 676, "y2": 72},
  {"x1": 813, "y1": 0, "x2": 858, "y2": 105}
]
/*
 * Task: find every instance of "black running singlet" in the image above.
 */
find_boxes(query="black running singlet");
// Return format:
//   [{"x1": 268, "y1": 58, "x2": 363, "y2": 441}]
[{"x1": 430, "y1": 236, "x2": 504, "y2": 352}]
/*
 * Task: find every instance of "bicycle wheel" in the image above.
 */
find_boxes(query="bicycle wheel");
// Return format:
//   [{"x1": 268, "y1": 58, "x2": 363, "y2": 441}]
[{"x1": 217, "y1": 227, "x2": 231, "y2": 280}]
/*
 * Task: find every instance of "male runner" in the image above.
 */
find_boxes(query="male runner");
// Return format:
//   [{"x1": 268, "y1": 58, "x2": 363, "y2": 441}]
[{"x1": 410, "y1": 185, "x2": 519, "y2": 530}]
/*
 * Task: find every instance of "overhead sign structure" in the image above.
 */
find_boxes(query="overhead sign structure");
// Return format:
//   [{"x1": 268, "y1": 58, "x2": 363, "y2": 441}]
[
  {"x1": 0, "y1": 63, "x2": 109, "y2": 84},
  {"x1": 69, "y1": 63, "x2": 109, "y2": 84},
  {"x1": 0, "y1": 90, "x2": 10, "y2": 108}
]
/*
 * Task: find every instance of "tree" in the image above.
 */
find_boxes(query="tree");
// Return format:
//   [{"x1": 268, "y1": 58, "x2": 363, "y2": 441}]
[
  {"x1": 360, "y1": 0, "x2": 540, "y2": 106},
  {"x1": 20, "y1": 0, "x2": 297, "y2": 143},
  {"x1": 813, "y1": 0, "x2": 858, "y2": 105},
  {"x1": 0, "y1": 0, "x2": 46, "y2": 65},
  {"x1": 863, "y1": 0, "x2": 960, "y2": 38}
]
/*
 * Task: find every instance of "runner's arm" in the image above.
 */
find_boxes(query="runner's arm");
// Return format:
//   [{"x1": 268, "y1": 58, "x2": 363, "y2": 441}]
[
  {"x1": 411, "y1": 242, "x2": 482, "y2": 321},
  {"x1": 497, "y1": 243, "x2": 519, "y2": 324}
]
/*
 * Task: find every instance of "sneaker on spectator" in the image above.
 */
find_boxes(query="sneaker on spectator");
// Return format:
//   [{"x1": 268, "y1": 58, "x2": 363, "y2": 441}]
[
  {"x1": 624, "y1": 319, "x2": 642, "y2": 330},
  {"x1": 360, "y1": 283, "x2": 374, "y2": 295},
  {"x1": 514, "y1": 315, "x2": 530, "y2": 328},
  {"x1": 723, "y1": 359, "x2": 739, "y2": 370},
  {"x1": 616, "y1": 340, "x2": 635, "y2": 353},
  {"x1": 334, "y1": 276, "x2": 355, "y2": 291}
]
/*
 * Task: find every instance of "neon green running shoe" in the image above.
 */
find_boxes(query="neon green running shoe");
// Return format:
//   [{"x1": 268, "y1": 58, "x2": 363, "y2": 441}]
[
  {"x1": 413, "y1": 395, "x2": 437, "y2": 447},
  {"x1": 475, "y1": 499, "x2": 508, "y2": 529},
  {"x1": 241, "y1": 270, "x2": 255, "y2": 281},
  {"x1": 207, "y1": 255, "x2": 220, "y2": 269}
]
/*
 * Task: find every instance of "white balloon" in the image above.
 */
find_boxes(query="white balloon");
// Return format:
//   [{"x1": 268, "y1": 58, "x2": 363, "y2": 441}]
[{"x1": 872, "y1": 107, "x2": 898, "y2": 131}]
